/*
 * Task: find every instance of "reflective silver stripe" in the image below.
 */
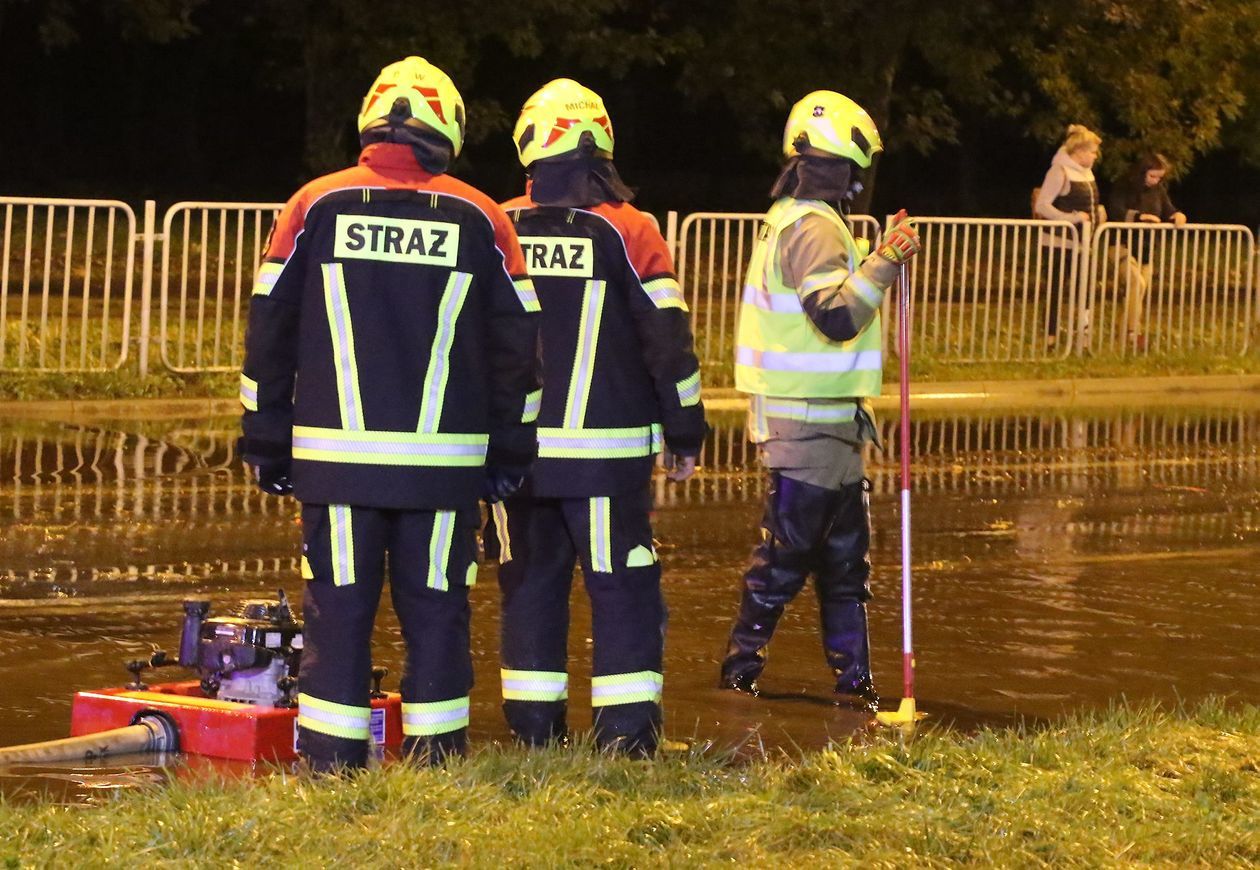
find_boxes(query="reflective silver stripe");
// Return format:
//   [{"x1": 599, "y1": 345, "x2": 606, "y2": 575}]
[
  {"x1": 298, "y1": 692, "x2": 371, "y2": 739},
  {"x1": 418, "y1": 271, "x2": 473, "y2": 433},
  {"x1": 239, "y1": 373, "x2": 259, "y2": 411},
  {"x1": 291, "y1": 426, "x2": 488, "y2": 467},
  {"x1": 401, "y1": 697, "x2": 469, "y2": 736},
  {"x1": 251, "y1": 262, "x2": 284, "y2": 296},
  {"x1": 735, "y1": 346, "x2": 883, "y2": 373},
  {"x1": 537, "y1": 424, "x2": 662, "y2": 459},
  {"x1": 521, "y1": 389, "x2": 542, "y2": 424},
  {"x1": 500, "y1": 669, "x2": 568, "y2": 702},
  {"x1": 642, "y1": 276, "x2": 687, "y2": 310},
  {"x1": 322, "y1": 262, "x2": 365, "y2": 431},
  {"x1": 427, "y1": 510, "x2": 455, "y2": 590},
  {"x1": 490, "y1": 501, "x2": 512, "y2": 564},
  {"x1": 797, "y1": 267, "x2": 848, "y2": 296},
  {"x1": 563, "y1": 280, "x2": 606, "y2": 429},
  {"x1": 742, "y1": 283, "x2": 804, "y2": 313},
  {"x1": 590, "y1": 670, "x2": 664, "y2": 707},
  {"x1": 675, "y1": 370, "x2": 701, "y2": 407},
  {"x1": 589, "y1": 496, "x2": 612, "y2": 573},
  {"x1": 329, "y1": 504, "x2": 355, "y2": 586},
  {"x1": 763, "y1": 399, "x2": 858, "y2": 424},
  {"x1": 846, "y1": 270, "x2": 884, "y2": 309},
  {"x1": 513, "y1": 277, "x2": 541, "y2": 312}
]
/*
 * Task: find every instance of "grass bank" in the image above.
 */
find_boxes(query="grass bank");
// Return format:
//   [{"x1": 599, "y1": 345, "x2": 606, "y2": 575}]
[{"x1": 2, "y1": 701, "x2": 1256, "y2": 865}]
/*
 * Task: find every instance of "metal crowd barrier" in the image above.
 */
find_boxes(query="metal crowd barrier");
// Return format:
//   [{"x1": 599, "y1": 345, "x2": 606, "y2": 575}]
[
  {"x1": 897, "y1": 217, "x2": 1082, "y2": 361},
  {"x1": 3, "y1": 195, "x2": 1258, "y2": 376},
  {"x1": 1083, "y1": 222, "x2": 1254, "y2": 356},
  {"x1": 0, "y1": 197, "x2": 136, "y2": 371},
  {"x1": 159, "y1": 202, "x2": 284, "y2": 373}
]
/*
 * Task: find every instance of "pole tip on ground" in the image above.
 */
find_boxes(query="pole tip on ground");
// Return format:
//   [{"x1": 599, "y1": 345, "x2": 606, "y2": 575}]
[{"x1": 875, "y1": 697, "x2": 927, "y2": 728}]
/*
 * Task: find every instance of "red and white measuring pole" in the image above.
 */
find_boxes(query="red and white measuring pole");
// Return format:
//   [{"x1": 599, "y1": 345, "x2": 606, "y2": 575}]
[{"x1": 878, "y1": 268, "x2": 922, "y2": 726}]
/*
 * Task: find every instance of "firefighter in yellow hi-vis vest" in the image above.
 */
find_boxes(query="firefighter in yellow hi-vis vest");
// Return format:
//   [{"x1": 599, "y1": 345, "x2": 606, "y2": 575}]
[{"x1": 719, "y1": 91, "x2": 920, "y2": 711}]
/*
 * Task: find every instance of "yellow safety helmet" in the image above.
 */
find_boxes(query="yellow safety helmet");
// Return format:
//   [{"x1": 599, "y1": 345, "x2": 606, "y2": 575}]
[
  {"x1": 513, "y1": 78, "x2": 615, "y2": 167},
  {"x1": 783, "y1": 90, "x2": 882, "y2": 168},
  {"x1": 358, "y1": 57, "x2": 466, "y2": 157}
]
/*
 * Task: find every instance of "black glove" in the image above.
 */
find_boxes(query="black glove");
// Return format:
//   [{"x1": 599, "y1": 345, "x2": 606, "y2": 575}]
[
  {"x1": 253, "y1": 459, "x2": 293, "y2": 496},
  {"x1": 483, "y1": 465, "x2": 526, "y2": 504}
]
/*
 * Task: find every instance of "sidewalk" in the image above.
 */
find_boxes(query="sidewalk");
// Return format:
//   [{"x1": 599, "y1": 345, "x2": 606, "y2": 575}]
[{"x1": 3, "y1": 374, "x2": 1259, "y2": 421}]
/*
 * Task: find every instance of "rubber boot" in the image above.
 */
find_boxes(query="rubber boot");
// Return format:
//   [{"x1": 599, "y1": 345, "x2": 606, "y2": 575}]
[
  {"x1": 820, "y1": 599, "x2": 879, "y2": 713},
  {"x1": 720, "y1": 473, "x2": 832, "y2": 692},
  {"x1": 402, "y1": 730, "x2": 467, "y2": 766},
  {"x1": 503, "y1": 700, "x2": 568, "y2": 748},
  {"x1": 817, "y1": 479, "x2": 879, "y2": 714}
]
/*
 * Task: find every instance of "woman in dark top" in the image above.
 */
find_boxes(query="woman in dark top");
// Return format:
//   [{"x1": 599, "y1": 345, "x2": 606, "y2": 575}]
[
  {"x1": 1110, "y1": 153, "x2": 1187, "y2": 227},
  {"x1": 1109, "y1": 154, "x2": 1187, "y2": 350}
]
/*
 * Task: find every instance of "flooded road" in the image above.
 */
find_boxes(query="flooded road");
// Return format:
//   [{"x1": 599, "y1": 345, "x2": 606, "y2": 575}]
[{"x1": 1, "y1": 399, "x2": 1258, "y2": 790}]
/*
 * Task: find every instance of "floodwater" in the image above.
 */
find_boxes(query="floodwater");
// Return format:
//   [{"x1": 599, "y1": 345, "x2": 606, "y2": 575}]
[{"x1": 1, "y1": 399, "x2": 1258, "y2": 798}]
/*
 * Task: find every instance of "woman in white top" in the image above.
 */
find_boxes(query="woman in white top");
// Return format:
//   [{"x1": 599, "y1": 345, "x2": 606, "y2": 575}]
[{"x1": 1034, "y1": 124, "x2": 1106, "y2": 344}]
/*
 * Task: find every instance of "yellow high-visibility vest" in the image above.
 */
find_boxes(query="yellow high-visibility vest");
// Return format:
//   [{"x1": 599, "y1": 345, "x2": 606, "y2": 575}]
[{"x1": 735, "y1": 197, "x2": 883, "y2": 399}]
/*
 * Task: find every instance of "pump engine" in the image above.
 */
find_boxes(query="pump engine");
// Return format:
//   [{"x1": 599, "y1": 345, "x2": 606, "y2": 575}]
[{"x1": 175, "y1": 590, "x2": 303, "y2": 707}]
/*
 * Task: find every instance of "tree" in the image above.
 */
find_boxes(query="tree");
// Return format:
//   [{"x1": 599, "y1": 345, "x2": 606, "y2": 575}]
[
  {"x1": 250, "y1": 0, "x2": 680, "y2": 175},
  {"x1": 1013, "y1": 0, "x2": 1260, "y2": 178}
]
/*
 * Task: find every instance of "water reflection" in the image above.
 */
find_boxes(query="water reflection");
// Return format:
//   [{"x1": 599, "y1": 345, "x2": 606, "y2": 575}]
[{"x1": 0, "y1": 402, "x2": 1257, "y2": 768}]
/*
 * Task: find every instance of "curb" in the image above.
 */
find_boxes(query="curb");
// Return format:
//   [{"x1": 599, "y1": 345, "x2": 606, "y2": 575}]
[
  {"x1": 702, "y1": 373, "x2": 1260, "y2": 413},
  {"x1": 2, "y1": 374, "x2": 1259, "y2": 421}
]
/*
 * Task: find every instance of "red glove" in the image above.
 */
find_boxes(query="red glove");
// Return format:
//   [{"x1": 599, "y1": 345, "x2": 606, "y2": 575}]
[{"x1": 877, "y1": 209, "x2": 921, "y2": 265}]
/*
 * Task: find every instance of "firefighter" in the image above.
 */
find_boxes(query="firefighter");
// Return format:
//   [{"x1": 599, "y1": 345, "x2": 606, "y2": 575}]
[
  {"x1": 490, "y1": 78, "x2": 707, "y2": 755},
  {"x1": 718, "y1": 91, "x2": 920, "y2": 711},
  {"x1": 238, "y1": 56, "x2": 540, "y2": 770}
]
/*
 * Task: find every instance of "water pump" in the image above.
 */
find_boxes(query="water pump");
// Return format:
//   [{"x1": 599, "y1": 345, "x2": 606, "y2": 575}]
[{"x1": 173, "y1": 589, "x2": 303, "y2": 707}]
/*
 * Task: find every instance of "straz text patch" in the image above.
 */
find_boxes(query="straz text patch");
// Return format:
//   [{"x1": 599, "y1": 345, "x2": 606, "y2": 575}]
[
  {"x1": 518, "y1": 236, "x2": 594, "y2": 278},
  {"x1": 334, "y1": 215, "x2": 459, "y2": 266}
]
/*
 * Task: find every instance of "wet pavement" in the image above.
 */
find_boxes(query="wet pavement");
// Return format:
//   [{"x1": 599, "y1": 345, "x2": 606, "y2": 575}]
[{"x1": 1, "y1": 400, "x2": 1259, "y2": 797}]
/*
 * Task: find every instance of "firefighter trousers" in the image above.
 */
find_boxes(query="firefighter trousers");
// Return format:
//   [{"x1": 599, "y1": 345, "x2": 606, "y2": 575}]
[
  {"x1": 488, "y1": 487, "x2": 665, "y2": 755},
  {"x1": 297, "y1": 503, "x2": 478, "y2": 770},
  {"x1": 721, "y1": 472, "x2": 875, "y2": 694}
]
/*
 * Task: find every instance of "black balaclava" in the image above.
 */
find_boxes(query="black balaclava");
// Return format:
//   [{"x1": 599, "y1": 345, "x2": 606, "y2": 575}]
[
  {"x1": 359, "y1": 98, "x2": 455, "y2": 174},
  {"x1": 769, "y1": 154, "x2": 864, "y2": 214},
  {"x1": 529, "y1": 136, "x2": 635, "y2": 208}
]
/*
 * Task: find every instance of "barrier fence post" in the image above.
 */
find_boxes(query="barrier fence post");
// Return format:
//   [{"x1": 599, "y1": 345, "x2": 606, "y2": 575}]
[
  {"x1": 665, "y1": 210, "x2": 679, "y2": 261},
  {"x1": 137, "y1": 200, "x2": 157, "y2": 378}
]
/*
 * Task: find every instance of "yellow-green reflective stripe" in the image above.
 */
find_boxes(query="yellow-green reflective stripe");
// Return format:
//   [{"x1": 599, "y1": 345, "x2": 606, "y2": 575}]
[
  {"x1": 563, "y1": 280, "x2": 606, "y2": 428},
  {"x1": 427, "y1": 510, "x2": 455, "y2": 590},
  {"x1": 322, "y1": 262, "x2": 365, "y2": 431},
  {"x1": 251, "y1": 262, "x2": 284, "y2": 296},
  {"x1": 298, "y1": 692, "x2": 370, "y2": 739},
  {"x1": 521, "y1": 389, "x2": 542, "y2": 424},
  {"x1": 675, "y1": 370, "x2": 701, "y2": 407},
  {"x1": 537, "y1": 424, "x2": 662, "y2": 459},
  {"x1": 490, "y1": 501, "x2": 512, "y2": 564},
  {"x1": 329, "y1": 504, "x2": 355, "y2": 586},
  {"x1": 642, "y1": 276, "x2": 687, "y2": 311},
  {"x1": 589, "y1": 497, "x2": 612, "y2": 573},
  {"x1": 291, "y1": 426, "x2": 489, "y2": 467},
  {"x1": 513, "y1": 277, "x2": 541, "y2": 312},
  {"x1": 402, "y1": 696, "x2": 469, "y2": 735},
  {"x1": 501, "y1": 669, "x2": 568, "y2": 702},
  {"x1": 847, "y1": 270, "x2": 884, "y2": 309},
  {"x1": 418, "y1": 271, "x2": 473, "y2": 433},
  {"x1": 240, "y1": 373, "x2": 259, "y2": 411},
  {"x1": 590, "y1": 670, "x2": 663, "y2": 707}
]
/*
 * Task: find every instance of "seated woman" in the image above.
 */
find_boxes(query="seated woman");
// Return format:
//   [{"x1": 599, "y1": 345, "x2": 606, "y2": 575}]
[{"x1": 1109, "y1": 153, "x2": 1187, "y2": 350}]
